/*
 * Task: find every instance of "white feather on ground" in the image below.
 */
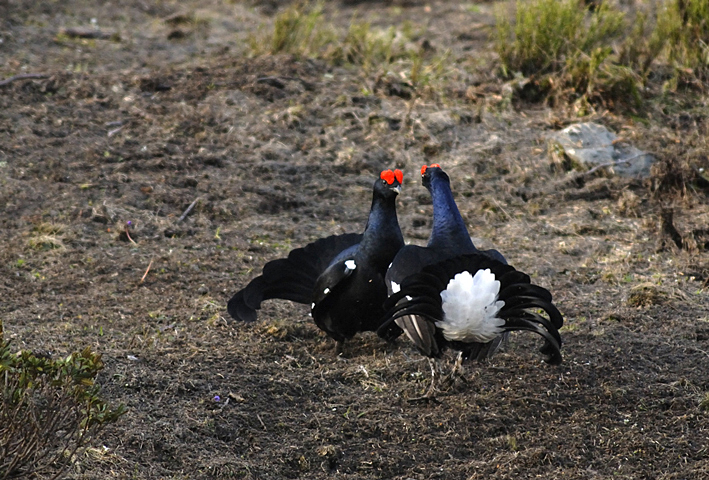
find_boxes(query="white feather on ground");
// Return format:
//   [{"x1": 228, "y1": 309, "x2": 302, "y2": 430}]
[{"x1": 437, "y1": 269, "x2": 505, "y2": 342}]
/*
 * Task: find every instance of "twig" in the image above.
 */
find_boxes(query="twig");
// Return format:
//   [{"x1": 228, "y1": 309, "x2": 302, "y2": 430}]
[
  {"x1": 528, "y1": 152, "x2": 656, "y2": 200},
  {"x1": 140, "y1": 259, "x2": 154, "y2": 284},
  {"x1": 107, "y1": 125, "x2": 124, "y2": 137},
  {"x1": 0, "y1": 73, "x2": 50, "y2": 87},
  {"x1": 583, "y1": 158, "x2": 631, "y2": 176},
  {"x1": 256, "y1": 414, "x2": 267, "y2": 431},
  {"x1": 178, "y1": 198, "x2": 200, "y2": 222}
]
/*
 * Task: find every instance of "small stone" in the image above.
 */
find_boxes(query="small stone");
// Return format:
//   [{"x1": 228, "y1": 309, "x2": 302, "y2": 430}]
[
  {"x1": 548, "y1": 122, "x2": 655, "y2": 178},
  {"x1": 425, "y1": 110, "x2": 456, "y2": 134}
]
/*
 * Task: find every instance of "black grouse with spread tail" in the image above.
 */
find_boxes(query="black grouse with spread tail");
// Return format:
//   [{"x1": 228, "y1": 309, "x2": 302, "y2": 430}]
[
  {"x1": 228, "y1": 169, "x2": 405, "y2": 352},
  {"x1": 378, "y1": 164, "x2": 563, "y2": 397}
]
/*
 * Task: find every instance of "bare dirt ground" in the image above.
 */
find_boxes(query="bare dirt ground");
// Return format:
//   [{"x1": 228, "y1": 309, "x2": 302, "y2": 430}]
[{"x1": 2, "y1": 1, "x2": 709, "y2": 478}]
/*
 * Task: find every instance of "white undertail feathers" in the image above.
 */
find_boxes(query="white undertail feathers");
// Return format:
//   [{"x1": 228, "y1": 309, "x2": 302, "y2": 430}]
[{"x1": 437, "y1": 269, "x2": 505, "y2": 342}]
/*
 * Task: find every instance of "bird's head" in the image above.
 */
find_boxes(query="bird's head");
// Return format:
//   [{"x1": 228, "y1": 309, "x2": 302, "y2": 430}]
[
  {"x1": 375, "y1": 169, "x2": 403, "y2": 198},
  {"x1": 420, "y1": 164, "x2": 449, "y2": 190}
]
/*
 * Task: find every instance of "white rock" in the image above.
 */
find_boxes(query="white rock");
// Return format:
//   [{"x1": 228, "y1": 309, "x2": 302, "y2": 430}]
[{"x1": 549, "y1": 122, "x2": 655, "y2": 178}]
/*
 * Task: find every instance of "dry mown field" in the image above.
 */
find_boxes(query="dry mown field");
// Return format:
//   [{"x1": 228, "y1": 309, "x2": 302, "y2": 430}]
[{"x1": 1, "y1": 1, "x2": 709, "y2": 478}]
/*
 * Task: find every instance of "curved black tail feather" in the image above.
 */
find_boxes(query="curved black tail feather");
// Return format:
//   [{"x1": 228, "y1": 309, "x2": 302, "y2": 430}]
[
  {"x1": 379, "y1": 252, "x2": 564, "y2": 363},
  {"x1": 227, "y1": 233, "x2": 362, "y2": 322}
]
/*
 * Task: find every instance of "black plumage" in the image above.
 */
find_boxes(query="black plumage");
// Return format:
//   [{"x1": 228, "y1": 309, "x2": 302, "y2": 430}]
[
  {"x1": 381, "y1": 253, "x2": 563, "y2": 364},
  {"x1": 379, "y1": 164, "x2": 509, "y2": 358},
  {"x1": 228, "y1": 169, "x2": 405, "y2": 351},
  {"x1": 377, "y1": 164, "x2": 563, "y2": 396}
]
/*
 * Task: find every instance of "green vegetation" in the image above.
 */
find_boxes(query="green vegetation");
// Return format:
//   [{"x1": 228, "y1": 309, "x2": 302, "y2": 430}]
[
  {"x1": 333, "y1": 21, "x2": 403, "y2": 68},
  {"x1": 249, "y1": 2, "x2": 446, "y2": 93},
  {"x1": 493, "y1": 0, "x2": 709, "y2": 106},
  {"x1": 257, "y1": 2, "x2": 331, "y2": 57},
  {"x1": 251, "y1": 2, "x2": 409, "y2": 66},
  {"x1": 1, "y1": 320, "x2": 126, "y2": 479},
  {"x1": 252, "y1": 0, "x2": 709, "y2": 108},
  {"x1": 494, "y1": 0, "x2": 625, "y2": 77},
  {"x1": 494, "y1": 0, "x2": 635, "y2": 104},
  {"x1": 658, "y1": 0, "x2": 709, "y2": 83}
]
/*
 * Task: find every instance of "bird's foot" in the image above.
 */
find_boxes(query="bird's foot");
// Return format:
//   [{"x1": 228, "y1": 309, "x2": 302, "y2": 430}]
[
  {"x1": 440, "y1": 352, "x2": 467, "y2": 390},
  {"x1": 407, "y1": 358, "x2": 441, "y2": 403},
  {"x1": 440, "y1": 371, "x2": 467, "y2": 390}
]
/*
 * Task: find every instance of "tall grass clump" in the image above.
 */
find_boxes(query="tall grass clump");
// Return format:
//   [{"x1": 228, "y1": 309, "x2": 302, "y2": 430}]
[
  {"x1": 494, "y1": 0, "x2": 709, "y2": 104},
  {"x1": 656, "y1": 0, "x2": 709, "y2": 82},
  {"x1": 251, "y1": 3, "x2": 414, "y2": 70},
  {"x1": 494, "y1": 0, "x2": 634, "y2": 103},
  {"x1": 248, "y1": 2, "x2": 449, "y2": 96},
  {"x1": 495, "y1": 0, "x2": 625, "y2": 77},
  {"x1": 250, "y1": 2, "x2": 334, "y2": 57},
  {"x1": 1, "y1": 320, "x2": 126, "y2": 479},
  {"x1": 617, "y1": 7, "x2": 668, "y2": 78},
  {"x1": 333, "y1": 22, "x2": 402, "y2": 69}
]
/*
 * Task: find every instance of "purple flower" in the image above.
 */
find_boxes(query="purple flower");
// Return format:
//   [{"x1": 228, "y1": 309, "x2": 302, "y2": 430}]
[
  {"x1": 213, "y1": 395, "x2": 221, "y2": 402},
  {"x1": 126, "y1": 221, "x2": 132, "y2": 226}
]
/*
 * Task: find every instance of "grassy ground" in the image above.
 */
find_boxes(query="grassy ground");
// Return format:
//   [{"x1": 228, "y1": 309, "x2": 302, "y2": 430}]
[{"x1": 1, "y1": 0, "x2": 709, "y2": 478}]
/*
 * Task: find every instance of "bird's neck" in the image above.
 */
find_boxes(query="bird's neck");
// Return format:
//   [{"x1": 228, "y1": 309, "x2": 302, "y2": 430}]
[
  {"x1": 428, "y1": 177, "x2": 474, "y2": 251},
  {"x1": 360, "y1": 195, "x2": 403, "y2": 260}
]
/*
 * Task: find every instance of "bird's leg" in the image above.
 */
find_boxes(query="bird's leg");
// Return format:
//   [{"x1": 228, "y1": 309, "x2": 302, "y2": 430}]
[
  {"x1": 441, "y1": 351, "x2": 467, "y2": 389},
  {"x1": 408, "y1": 358, "x2": 442, "y2": 403}
]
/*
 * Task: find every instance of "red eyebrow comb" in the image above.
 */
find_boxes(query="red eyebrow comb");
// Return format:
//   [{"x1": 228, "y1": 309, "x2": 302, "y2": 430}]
[
  {"x1": 420, "y1": 164, "x2": 441, "y2": 175},
  {"x1": 380, "y1": 170, "x2": 396, "y2": 185},
  {"x1": 394, "y1": 169, "x2": 403, "y2": 184}
]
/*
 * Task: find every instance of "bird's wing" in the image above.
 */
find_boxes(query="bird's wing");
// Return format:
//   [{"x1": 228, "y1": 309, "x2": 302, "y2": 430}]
[
  {"x1": 227, "y1": 233, "x2": 362, "y2": 322},
  {"x1": 311, "y1": 256, "x2": 358, "y2": 308},
  {"x1": 385, "y1": 245, "x2": 444, "y2": 293},
  {"x1": 480, "y1": 247, "x2": 507, "y2": 265},
  {"x1": 295, "y1": 233, "x2": 363, "y2": 277},
  {"x1": 379, "y1": 245, "x2": 456, "y2": 342}
]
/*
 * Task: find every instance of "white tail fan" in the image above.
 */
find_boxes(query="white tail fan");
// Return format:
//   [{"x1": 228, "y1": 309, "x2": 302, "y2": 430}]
[{"x1": 436, "y1": 269, "x2": 505, "y2": 342}]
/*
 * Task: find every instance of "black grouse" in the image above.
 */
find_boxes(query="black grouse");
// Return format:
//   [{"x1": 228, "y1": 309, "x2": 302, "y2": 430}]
[
  {"x1": 378, "y1": 164, "x2": 563, "y2": 397},
  {"x1": 228, "y1": 169, "x2": 405, "y2": 353}
]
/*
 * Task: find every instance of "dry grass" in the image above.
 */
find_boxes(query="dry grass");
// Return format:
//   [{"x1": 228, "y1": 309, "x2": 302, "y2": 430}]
[{"x1": 26, "y1": 222, "x2": 68, "y2": 251}]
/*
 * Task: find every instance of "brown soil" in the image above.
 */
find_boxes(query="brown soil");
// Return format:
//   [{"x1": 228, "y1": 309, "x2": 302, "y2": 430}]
[{"x1": 2, "y1": 1, "x2": 709, "y2": 479}]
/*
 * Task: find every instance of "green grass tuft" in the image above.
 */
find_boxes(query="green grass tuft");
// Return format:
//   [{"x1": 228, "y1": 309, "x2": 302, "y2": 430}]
[
  {"x1": 494, "y1": 0, "x2": 625, "y2": 78},
  {"x1": 657, "y1": 0, "x2": 709, "y2": 85},
  {"x1": 493, "y1": 0, "x2": 642, "y2": 106},
  {"x1": 250, "y1": 2, "x2": 334, "y2": 57}
]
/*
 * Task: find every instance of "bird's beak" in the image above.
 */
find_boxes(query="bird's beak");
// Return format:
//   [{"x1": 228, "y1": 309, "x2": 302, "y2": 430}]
[{"x1": 391, "y1": 184, "x2": 401, "y2": 195}]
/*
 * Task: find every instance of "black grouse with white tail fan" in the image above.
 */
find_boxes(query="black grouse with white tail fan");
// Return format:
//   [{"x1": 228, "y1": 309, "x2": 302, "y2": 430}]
[
  {"x1": 378, "y1": 164, "x2": 563, "y2": 395},
  {"x1": 228, "y1": 169, "x2": 405, "y2": 352}
]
